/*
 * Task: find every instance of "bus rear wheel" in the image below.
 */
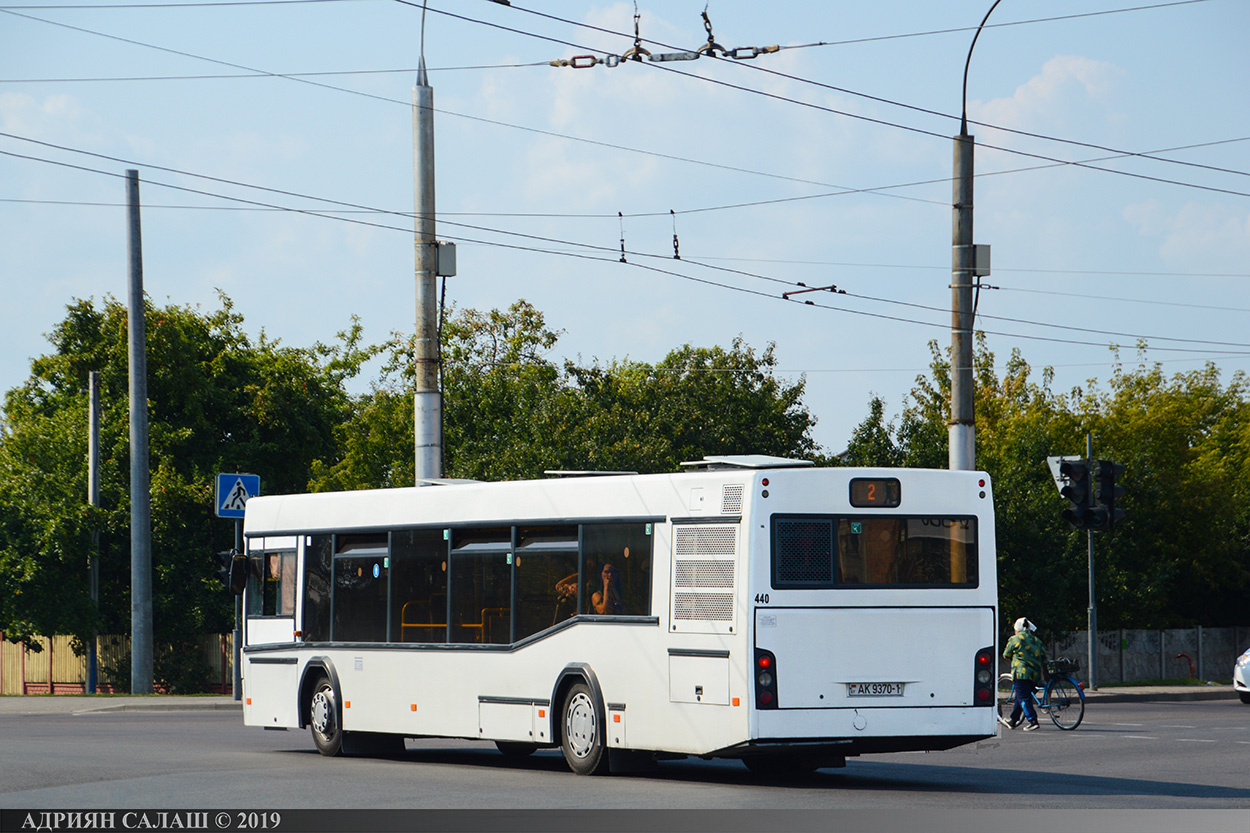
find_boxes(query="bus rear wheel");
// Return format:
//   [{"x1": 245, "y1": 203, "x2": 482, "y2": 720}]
[
  {"x1": 560, "y1": 683, "x2": 608, "y2": 775},
  {"x1": 308, "y1": 676, "x2": 343, "y2": 757}
]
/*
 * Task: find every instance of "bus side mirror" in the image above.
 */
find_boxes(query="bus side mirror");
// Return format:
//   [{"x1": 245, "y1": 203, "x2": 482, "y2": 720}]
[{"x1": 228, "y1": 554, "x2": 248, "y2": 596}]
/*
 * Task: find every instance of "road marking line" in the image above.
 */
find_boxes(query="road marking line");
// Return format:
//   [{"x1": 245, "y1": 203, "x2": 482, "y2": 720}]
[
  {"x1": 1109, "y1": 723, "x2": 1144, "y2": 727},
  {"x1": 1157, "y1": 725, "x2": 1198, "y2": 729},
  {"x1": 1124, "y1": 735, "x2": 1158, "y2": 740},
  {"x1": 1176, "y1": 739, "x2": 1217, "y2": 743}
]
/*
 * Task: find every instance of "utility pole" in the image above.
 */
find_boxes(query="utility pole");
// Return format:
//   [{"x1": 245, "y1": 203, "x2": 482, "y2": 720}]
[
  {"x1": 413, "y1": 56, "x2": 442, "y2": 484},
  {"x1": 1086, "y1": 432, "x2": 1098, "y2": 690},
  {"x1": 950, "y1": 0, "x2": 1003, "y2": 472},
  {"x1": 126, "y1": 170, "x2": 153, "y2": 695},
  {"x1": 87, "y1": 370, "x2": 100, "y2": 694},
  {"x1": 950, "y1": 132, "x2": 975, "y2": 471}
]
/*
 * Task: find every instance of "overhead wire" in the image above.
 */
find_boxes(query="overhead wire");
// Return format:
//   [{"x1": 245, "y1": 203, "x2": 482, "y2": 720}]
[
  {"x1": 0, "y1": 8, "x2": 942, "y2": 206},
  {"x1": 5, "y1": 5, "x2": 1248, "y2": 355},
  {"x1": 8, "y1": 4, "x2": 1247, "y2": 208},
  {"x1": 0, "y1": 0, "x2": 363, "y2": 7},
  {"x1": 494, "y1": 0, "x2": 1249, "y2": 181},
  {"x1": 0, "y1": 64, "x2": 550, "y2": 82},
  {"x1": 5, "y1": 136, "x2": 1249, "y2": 357}
]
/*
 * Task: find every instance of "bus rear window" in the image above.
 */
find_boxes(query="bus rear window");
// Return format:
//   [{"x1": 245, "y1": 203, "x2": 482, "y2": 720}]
[{"x1": 772, "y1": 515, "x2": 977, "y2": 588}]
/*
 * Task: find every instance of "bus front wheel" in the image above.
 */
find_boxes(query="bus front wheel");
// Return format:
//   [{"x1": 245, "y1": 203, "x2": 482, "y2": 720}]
[
  {"x1": 309, "y1": 676, "x2": 343, "y2": 757},
  {"x1": 560, "y1": 683, "x2": 608, "y2": 775}
]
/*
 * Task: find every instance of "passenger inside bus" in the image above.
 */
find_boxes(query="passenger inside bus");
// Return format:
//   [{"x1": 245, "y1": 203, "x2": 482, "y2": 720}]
[
  {"x1": 554, "y1": 557, "x2": 624, "y2": 616},
  {"x1": 591, "y1": 563, "x2": 624, "y2": 614}
]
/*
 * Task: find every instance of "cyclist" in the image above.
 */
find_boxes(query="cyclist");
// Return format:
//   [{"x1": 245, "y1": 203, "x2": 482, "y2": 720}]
[{"x1": 1002, "y1": 616, "x2": 1047, "y2": 731}]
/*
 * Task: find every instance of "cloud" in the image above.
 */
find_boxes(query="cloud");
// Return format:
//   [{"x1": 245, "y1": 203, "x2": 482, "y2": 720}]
[
  {"x1": 0, "y1": 92, "x2": 87, "y2": 137},
  {"x1": 1124, "y1": 198, "x2": 1250, "y2": 268},
  {"x1": 970, "y1": 55, "x2": 1123, "y2": 139}
]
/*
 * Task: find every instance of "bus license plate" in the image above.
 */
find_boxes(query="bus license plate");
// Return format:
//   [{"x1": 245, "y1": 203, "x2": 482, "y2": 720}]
[{"x1": 847, "y1": 682, "x2": 905, "y2": 697}]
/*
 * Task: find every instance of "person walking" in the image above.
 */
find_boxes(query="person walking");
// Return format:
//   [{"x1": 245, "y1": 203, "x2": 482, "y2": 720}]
[{"x1": 1002, "y1": 616, "x2": 1047, "y2": 731}]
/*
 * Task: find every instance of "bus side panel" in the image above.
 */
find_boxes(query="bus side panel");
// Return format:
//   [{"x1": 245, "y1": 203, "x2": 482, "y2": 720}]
[{"x1": 242, "y1": 659, "x2": 299, "y2": 729}]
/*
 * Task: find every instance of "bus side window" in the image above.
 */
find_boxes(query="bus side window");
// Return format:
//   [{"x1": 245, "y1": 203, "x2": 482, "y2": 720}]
[
  {"x1": 448, "y1": 528, "x2": 512, "y2": 644},
  {"x1": 390, "y1": 528, "x2": 448, "y2": 643},
  {"x1": 246, "y1": 550, "x2": 295, "y2": 617},
  {"x1": 580, "y1": 523, "x2": 653, "y2": 616},
  {"x1": 302, "y1": 535, "x2": 333, "y2": 642},
  {"x1": 515, "y1": 526, "x2": 579, "y2": 641}
]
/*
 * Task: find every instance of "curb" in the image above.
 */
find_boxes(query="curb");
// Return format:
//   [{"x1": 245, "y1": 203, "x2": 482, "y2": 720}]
[
  {"x1": 81, "y1": 701, "x2": 243, "y2": 713},
  {"x1": 1082, "y1": 689, "x2": 1239, "y2": 703}
]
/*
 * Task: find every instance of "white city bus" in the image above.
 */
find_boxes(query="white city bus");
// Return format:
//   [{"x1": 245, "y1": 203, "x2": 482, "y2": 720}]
[{"x1": 238, "y1": 455, "x2": 999, "y2": 774}]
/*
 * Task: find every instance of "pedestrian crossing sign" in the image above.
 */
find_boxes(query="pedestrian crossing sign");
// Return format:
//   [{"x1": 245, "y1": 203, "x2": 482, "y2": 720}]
[{"x1": 216, "y1": 473, "x2": 260, "y2": 519}]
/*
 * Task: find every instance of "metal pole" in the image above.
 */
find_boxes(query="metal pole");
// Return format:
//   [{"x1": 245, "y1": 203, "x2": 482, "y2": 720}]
[
  {"x1": 233, "y1": 519, "x2": 242, "y2": 701},
  {"x1": 88, "y1": 371, "x2": 101, "y2": 694},
  {"x1": 413, "y1": 58, "x2": 442, "y2": 484},
  {"x1": 949, "y1": 133, "x2": 975, "y2": 470},
  {"x1": 1086, "y1": 432, "x2": 1097, "y2": 690},
  {"x1": 126, "y1": 170, "x2": 154, "y2": 695}
]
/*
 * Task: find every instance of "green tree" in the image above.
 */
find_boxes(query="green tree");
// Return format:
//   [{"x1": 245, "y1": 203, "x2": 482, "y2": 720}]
[
  {"x1": 0, "y1": 294, "x2": 369, "y2": 690},
  {"x1": 311, "y1": 300, "x2": 821, "y2": 487}
]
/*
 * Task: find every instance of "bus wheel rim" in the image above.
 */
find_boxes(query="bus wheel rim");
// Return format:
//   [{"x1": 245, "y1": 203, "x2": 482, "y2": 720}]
[
  {"x1": 566, "y1": 692, "x2": 597, "y2": 759},
  {"x1": 311, "y1": 690, "x2": 333, "y2": 735}
]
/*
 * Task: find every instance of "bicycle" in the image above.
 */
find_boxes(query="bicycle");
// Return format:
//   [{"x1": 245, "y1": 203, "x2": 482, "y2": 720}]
[{"x1": 996, "y1": 657, "x2": 1086, "y2": 730}]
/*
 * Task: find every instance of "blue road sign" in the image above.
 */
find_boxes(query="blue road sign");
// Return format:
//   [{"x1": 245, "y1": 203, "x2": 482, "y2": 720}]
[{"x1": 216, "y1": 473, "x2": 260, "y2": 519}]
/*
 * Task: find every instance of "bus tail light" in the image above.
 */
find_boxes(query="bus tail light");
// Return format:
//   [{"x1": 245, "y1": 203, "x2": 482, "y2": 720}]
[
  {"x1": 755, "y1": 649, "x2": 778, "y2": 709},
  {"x1": 973, "y1": 646, "x2": 995, "y2": 706}
]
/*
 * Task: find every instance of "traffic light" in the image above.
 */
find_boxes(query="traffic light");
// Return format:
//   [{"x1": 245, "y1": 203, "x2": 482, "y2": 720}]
[
  {"x1": 1059, "y1": 459, "x2": 1101, "y2": 530},
  {"x1": 1094, "y1": 459, "x2": 1126, "y2": 531},
  {"x1": 214, "y1": 550, "x2": 233, "y2": 586}
]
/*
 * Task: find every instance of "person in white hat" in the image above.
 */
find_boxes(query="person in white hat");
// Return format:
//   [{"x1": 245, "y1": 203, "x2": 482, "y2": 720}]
[{"x1": 1002, "y1": 617, "x2": 1047, "y2": 731}]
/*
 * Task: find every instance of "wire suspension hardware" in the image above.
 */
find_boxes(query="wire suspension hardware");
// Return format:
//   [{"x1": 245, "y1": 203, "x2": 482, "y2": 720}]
[
  {"x1": 618, "y1": 211, "x2": 627, "y2": 263},
  {"x1": 671, "y1": 209, "x2": 680, "y2": 260},
  {"x1": 623, "y1": 2, "x2": 651, "y2": 62},
  {"x1": 698, "y1": 6, "x2": 725, "y2": 58},
  {"x1": 549, "y1": 5, "x2": 778, "y2": 69},
  {"x1": 782, "y1": 283, "x2": 848, "y2": 305}
]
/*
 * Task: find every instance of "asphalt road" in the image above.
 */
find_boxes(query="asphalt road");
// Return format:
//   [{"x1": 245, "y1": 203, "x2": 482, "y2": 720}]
[{"x1": 1, "y1": 698, "x2": 1248, "y2": 832}]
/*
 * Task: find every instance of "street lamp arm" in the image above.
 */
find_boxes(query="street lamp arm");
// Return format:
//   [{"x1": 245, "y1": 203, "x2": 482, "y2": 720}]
[{"x1": 961, "y1": 0, "x2": 1005, "y2": 135}]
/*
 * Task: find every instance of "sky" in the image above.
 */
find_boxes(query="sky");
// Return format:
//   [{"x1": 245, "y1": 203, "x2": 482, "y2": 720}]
[{"x1": 2, "y1": 0, "x2": 1248, "y2": 457}]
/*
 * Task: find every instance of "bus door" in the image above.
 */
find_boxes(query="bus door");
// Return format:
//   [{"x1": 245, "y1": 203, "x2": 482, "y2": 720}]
[{"x1": 244, "y1": 538, "x2": 298, "y2": 646}]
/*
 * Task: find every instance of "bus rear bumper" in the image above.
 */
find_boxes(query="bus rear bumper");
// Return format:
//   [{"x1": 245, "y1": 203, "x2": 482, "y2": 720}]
[{"x1": 747, "y1": 706, "x2": 996, "y2": 757}]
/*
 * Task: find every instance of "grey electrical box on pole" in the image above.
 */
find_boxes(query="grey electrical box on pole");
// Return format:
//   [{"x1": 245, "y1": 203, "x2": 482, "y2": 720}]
[
  {"x1": 126, "y1": 170, "x2": 154, "y2": 695},
  {"x1": 413, "y1": 58, "x2": 442, "y2": 484}
]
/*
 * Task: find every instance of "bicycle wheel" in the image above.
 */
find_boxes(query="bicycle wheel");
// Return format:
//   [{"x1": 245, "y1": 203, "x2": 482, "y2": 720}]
[
  {"x1": 1045, "y1": 675, "x2": 1085, "y2": 730},
  {"x1": 996, "y1": 673, "x2": 1014, "y2": 724}
]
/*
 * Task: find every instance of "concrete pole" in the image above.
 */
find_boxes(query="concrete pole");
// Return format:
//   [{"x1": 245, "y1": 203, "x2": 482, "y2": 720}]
[
  {"x1": 949, "y1": 134, "x2": 976, "y2": 470},
  {"x1": 126, "y1": 170, "x2": 154, "y2": 695},
  {"x1": 413, "y1": 57, "x2": 442, "y2": 484},
  {"x1": 1086, "y1": 432, "x2": 1098, "y2": 690},
  {"x1": 87, "y1": 370, "x2": 100, "y2": 694}
]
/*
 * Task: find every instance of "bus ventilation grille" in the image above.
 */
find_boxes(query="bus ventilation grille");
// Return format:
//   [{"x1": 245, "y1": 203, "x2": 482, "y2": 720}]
[
  {"x1": 721, "y1": 485, "x2": 744, "y2": 515},
  {"x1": 774, "y1": 518, "x2": 834, "y2": 585},
  {"x1": 673, "y1": 526, "x2": 737, "y2": 624}
]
